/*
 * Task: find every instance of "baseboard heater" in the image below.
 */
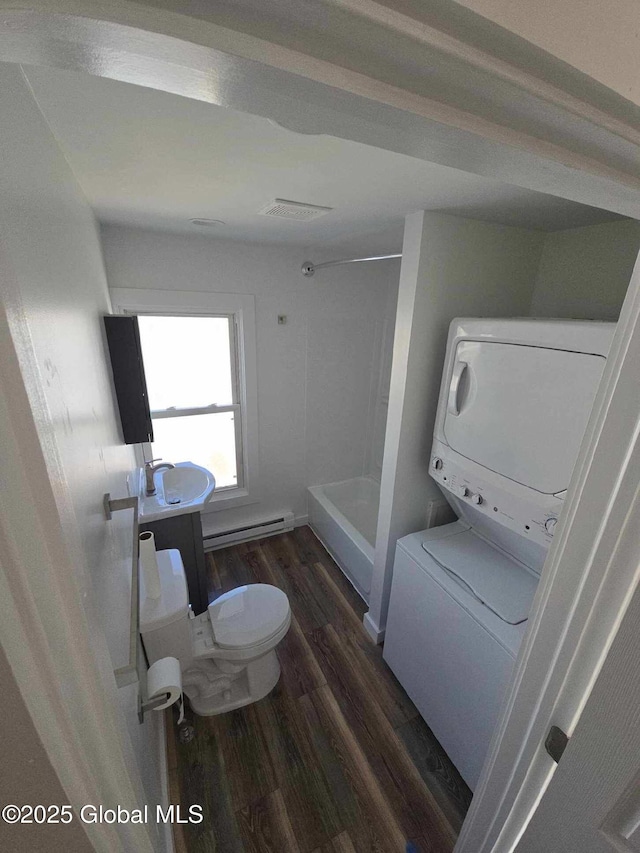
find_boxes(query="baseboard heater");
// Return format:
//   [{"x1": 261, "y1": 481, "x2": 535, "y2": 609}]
[{"x1": 202, "y1": 511, "x2": 295, "y2": 551}]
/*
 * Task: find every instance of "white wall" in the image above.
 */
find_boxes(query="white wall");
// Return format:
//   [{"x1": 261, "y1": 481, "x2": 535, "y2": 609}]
[
  {"x1": 305, "y1": 256, "x2": 400, "y2": 486},
  {"x1": 365, "y1": 279, "x2": 399, "y2": 482},
  {"x1": 101, "y1": 225, "x2": 400, "y2": 534},
  {"x1": 0, "y1": 64, "x2": 165, "y2": 851},
  {"x1": 530, "y1": 219, "x2": 640, "y2": 320},
  {"x1": 366, "y1": 211, "x2": 545, "y2": 639},
  {"x1": 102, "y1": 225, "x2": 308, "y2": 533}
]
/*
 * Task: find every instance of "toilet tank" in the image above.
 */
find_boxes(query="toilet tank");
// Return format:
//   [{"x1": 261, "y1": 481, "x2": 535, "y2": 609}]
[{"x1": 140, "y1": 549, "x2": 193, "y2": 665}]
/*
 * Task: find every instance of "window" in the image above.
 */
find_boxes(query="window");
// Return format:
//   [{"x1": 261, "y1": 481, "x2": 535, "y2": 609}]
[
  {"x1": 138, "y1": 314, "x2": 241, "y2": 489},
  {"x1": 110, "y1": 289, "x2": 258, "y2": 510}
]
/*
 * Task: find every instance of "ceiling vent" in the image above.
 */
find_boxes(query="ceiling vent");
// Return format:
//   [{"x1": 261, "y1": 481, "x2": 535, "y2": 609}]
[{"x1": 258, "y1": 198, "x2": 333, "y2": 221}]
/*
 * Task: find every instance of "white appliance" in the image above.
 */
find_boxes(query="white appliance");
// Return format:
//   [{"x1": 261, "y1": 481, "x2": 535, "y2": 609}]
[{"x1": 383, "y1": 318, "x2": 615, "y2": 789}]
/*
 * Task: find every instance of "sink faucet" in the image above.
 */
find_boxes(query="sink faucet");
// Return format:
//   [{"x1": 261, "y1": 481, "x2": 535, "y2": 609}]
[{"x1": 144, "y1": 458, "x2": 175, "y2": 496}]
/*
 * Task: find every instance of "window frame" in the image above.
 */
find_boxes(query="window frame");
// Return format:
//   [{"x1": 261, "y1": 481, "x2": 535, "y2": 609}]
[
  {"x1": 109, "y1": 288, "x2": 259, "y2": 512},
  {"x1": 143, "y1": 313, "x2": 244, "y2": 492}
]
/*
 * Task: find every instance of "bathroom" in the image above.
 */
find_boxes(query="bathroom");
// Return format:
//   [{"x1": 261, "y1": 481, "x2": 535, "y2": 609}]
[{"x1": 2, "y1": 10, "x2": 640, "y2": 852}]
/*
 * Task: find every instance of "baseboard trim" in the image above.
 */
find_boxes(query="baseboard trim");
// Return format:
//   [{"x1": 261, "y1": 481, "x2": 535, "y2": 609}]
[
  {"x1": 294, "y1": 514, "x2": 308, "y2": 527},
  {"x1": 363, "y1": 611, "x2": 385, "y2": 645}
]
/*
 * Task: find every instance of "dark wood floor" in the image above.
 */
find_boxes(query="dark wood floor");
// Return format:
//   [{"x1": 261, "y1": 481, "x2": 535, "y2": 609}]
[{"x1": 166, "y1": 526, "x2": 471, "y2": 853}]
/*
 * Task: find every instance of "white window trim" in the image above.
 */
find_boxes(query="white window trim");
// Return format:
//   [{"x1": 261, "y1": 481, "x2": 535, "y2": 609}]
[{"x1": 109, "y1": 287, "x2": 259, "y2": 512}]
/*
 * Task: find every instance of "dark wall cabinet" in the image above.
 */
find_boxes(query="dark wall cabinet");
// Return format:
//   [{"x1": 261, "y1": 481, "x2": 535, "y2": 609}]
[
  {"x1": 139, "y1": 511, "x2": 209, "y2": 615},
  {"x1": 104, "y1": 315, "x2": 154, "y2": 445}
]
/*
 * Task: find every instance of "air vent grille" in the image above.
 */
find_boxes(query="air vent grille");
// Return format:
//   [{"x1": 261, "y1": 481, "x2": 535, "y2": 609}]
[{"x1": 258, "y1": 198, "x2": 333, "y2": 221}]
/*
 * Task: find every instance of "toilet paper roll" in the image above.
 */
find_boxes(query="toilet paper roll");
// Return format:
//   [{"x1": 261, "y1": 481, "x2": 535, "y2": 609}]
[
  {"x1": 147, "y1": 656, "x2": 184, "y2": 724},
  {"x1": 139, "y1": 531, "x2": 161, "y2": 599}
]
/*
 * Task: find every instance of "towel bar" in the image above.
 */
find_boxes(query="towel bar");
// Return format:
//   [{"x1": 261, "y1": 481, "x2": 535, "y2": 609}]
[{"x1": 104, "y1": 493, "x2": 140, "y2": 688}]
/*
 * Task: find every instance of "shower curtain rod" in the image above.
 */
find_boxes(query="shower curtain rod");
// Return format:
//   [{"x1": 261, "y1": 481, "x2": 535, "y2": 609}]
[{"x1": 301, "y1": 253, "x2": 402, "y2": 277}]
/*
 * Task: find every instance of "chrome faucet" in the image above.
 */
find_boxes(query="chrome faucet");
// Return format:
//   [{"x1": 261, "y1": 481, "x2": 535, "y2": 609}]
[{"x1": 144, "y1": 458, "x2": 175, "y2": 496}]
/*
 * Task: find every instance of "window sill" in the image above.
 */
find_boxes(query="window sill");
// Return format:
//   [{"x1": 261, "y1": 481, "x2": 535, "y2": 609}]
[{"x1": 201, "y1": 487, "x2": 258, "y2": 513}]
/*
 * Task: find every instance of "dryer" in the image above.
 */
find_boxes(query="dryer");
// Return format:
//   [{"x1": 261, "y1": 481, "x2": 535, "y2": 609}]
[{"x1": 383, "y1": 318, "x2": 615, "y2": 789}]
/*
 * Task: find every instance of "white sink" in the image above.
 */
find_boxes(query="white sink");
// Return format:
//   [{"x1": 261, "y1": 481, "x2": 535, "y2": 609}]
[{"x1": 139, "y1": 461, "x2": 216, "y2": 522}]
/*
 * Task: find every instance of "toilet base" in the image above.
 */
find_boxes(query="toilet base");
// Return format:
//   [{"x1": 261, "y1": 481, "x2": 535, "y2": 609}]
[{"x1": 187, "y1": 650, "x2": 281, "y2": 716}]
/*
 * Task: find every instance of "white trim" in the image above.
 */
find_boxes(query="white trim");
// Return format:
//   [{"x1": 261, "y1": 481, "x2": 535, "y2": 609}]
[
  {"x1": 204, "y1": 486, "x2": 259, "y2": 513},
  {"x1": 151, "y1": 403, "x2": 239, "y2": 418},
  {"x1": 329, "y1": 0, "x2": 640, "y2": 147},
  {"x1": 363, "y1": 612, "x2": 385, "y2": 644},
  {"x1": 457, "y1": 250, "x2": 640, "y2": 852},
  {"x1": 109, "y1": 287, "x2": 259, "y2": 509}
]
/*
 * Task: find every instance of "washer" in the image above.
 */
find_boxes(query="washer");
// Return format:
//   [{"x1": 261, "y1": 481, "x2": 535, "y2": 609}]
[
  {"x1": 384, "y1": 523, "x2": 535, "y2": 788},
  {"x1": 384, "y1": 318, "x2": 615, "y2": 790}
]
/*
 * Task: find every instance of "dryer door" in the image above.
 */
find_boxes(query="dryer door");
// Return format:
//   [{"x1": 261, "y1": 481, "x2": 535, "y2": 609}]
[{"x1": 443, "y1": 341, "x2": 605, "y2": 494}]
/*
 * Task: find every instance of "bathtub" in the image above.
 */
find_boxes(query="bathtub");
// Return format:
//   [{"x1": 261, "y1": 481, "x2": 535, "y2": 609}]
[{"x1": 308, "y1": 476, "x2": 380, "y2": 602}]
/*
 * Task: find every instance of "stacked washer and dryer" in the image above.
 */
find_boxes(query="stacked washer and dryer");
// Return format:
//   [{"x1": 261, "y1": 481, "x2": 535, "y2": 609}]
[{"x1": 383, "y1": 318, "x2": 615, "y2": 790}]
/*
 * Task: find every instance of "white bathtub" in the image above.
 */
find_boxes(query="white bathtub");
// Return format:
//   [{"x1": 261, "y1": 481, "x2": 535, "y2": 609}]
[{"x1": 308, "y1": 476, "x2": 380, "y2": 602}]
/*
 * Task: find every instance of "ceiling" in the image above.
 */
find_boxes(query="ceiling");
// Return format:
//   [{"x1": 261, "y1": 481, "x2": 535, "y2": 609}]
[{"x1": 23, "y1": 65, "x2": 624, "y2": 245}]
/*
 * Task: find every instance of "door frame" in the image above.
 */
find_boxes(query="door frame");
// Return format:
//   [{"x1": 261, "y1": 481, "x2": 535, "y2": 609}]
[{"x1": 1, "y1": 4, "x2": 640, "y2": 851}]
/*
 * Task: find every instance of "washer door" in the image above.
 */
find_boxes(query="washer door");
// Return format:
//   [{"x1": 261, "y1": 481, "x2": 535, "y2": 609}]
[{"x1": 444, "y1": 340, "x2": 605, "y2": 494}]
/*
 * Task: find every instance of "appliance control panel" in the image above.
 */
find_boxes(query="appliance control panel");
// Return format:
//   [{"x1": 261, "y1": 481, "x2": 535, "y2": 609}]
[{"x1": 430, "y1": 439, "x2": 562, "y2": 548}]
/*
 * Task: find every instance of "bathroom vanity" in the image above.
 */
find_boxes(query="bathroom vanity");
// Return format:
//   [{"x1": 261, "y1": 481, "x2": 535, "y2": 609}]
[{"x1": 137, "y1": 460, "x2": 216, "y2": 615}]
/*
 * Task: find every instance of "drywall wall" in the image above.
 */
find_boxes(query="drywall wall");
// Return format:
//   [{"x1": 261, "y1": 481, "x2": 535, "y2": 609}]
[
  {"x1": 530, "y1": 219, "x2": 640, "y2": 320},
  {"x1": 366, "y1": 278, "x2": 400, "y2": 482},
  {"x1": 0, "y1": 64, "x2": 165, "y2": 851},
  {"x1": 101, "y1": 224, "x2": 400, "y2": 535},
  {"x1": 305, "y1": 255, "x2": 400, "y2": 486},
  {"x1": 366, "y1": 211, "x2": 545, "y2": 640}
]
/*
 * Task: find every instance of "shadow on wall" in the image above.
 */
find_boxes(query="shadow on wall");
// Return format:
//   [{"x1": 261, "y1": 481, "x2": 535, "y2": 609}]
[{"x1": 530, "y1": 219, "x2": 640, "y2": 321}]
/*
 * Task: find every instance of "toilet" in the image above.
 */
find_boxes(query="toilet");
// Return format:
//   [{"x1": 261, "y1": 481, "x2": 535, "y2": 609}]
[{"x1": 140, "y1": 549, "x2": 291, "y2": 715}]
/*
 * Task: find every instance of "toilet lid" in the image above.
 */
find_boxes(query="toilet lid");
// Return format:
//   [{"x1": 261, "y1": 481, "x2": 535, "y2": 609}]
[{"x1": 208, "y1": 584, "x2": 290, "y2": 649}]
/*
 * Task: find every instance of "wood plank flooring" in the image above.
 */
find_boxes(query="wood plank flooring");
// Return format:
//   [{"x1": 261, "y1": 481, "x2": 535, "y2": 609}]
[{"x1": 166, "y1": 526, "x2": 471, "y2": 853}]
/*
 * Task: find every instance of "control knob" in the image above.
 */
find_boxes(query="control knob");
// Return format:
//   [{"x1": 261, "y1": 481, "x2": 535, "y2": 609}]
[
  {"x1": 544, "y1": 517, "x2": 558, "y2": 534},
  {"x1": 459, "y1": 486, "x2": 470, "y2": 498},
  {"x1": 471, "y1": 493, "x2": 483, "y2": 506},
  {"x1": 432, "y1": 457, "x2": 443, "y2": 471}
]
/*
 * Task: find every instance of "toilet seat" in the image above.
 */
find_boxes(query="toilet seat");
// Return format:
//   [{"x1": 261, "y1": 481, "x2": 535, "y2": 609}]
[{"x1": 208, "y1": 584, "x2": 290, "y2": 650}]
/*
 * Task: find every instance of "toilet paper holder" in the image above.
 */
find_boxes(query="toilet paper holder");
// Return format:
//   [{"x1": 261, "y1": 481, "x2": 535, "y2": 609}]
[{"x1": 138, "y1": 691, "x2": 170, "y2": 724}]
